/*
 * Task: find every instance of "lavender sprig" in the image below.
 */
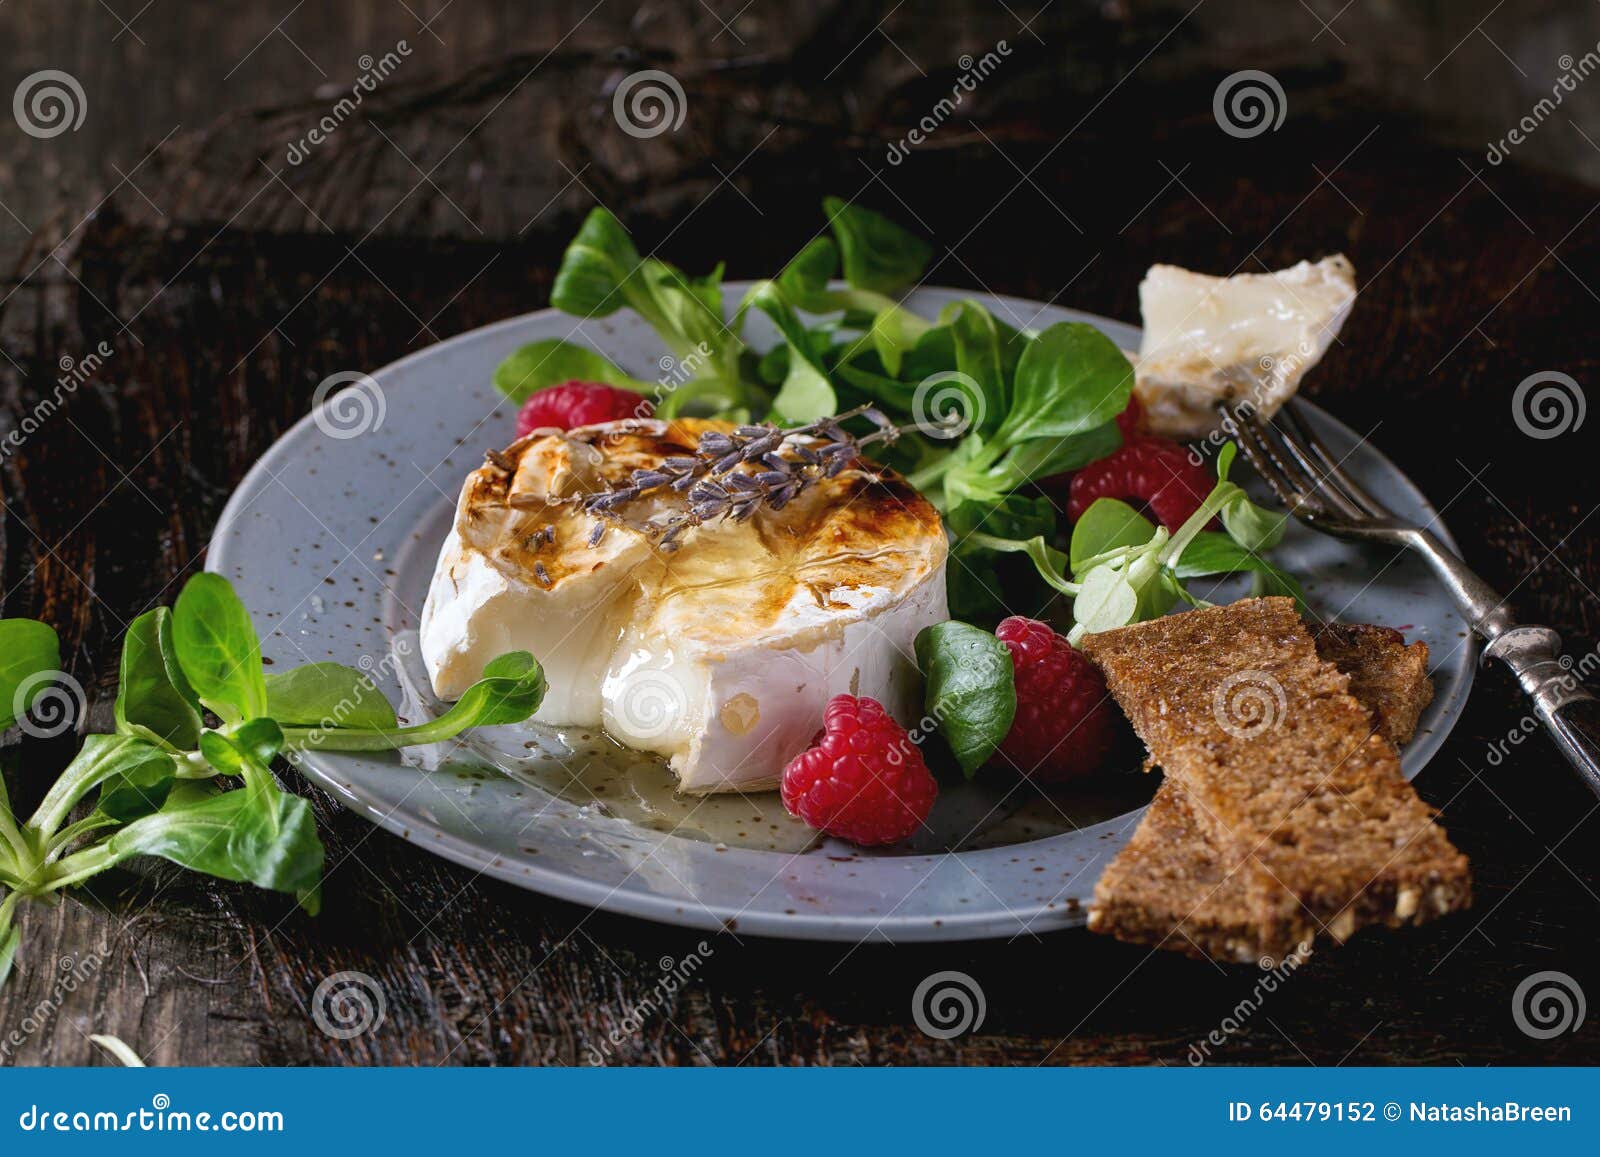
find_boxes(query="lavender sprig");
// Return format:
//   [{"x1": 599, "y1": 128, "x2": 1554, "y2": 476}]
[{"x1": 583, "y1": 407, "x2": 903, "y2": 549}]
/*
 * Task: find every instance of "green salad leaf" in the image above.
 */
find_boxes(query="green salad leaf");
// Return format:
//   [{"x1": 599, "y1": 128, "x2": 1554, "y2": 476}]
[
  {"x1": 24, "y1": 734, "x2": 177, "y2": 844},
  {"x1": 264, "y1": 663, "x2": 399, "y2": 730},
  {"x1": 1068, "y1": 498, "x2": 1160, "y2": 572},
  {"x1": 546, "y1": 206, "x2": 746, "y2": 410},
  {"x1": 115, "y1": 607, "x2": 203, "y2": 750},
  {"x1": 282, "y1": 651, "x2": 545, "y2": 751},
  {"x1": 0, "y1": 573, "x2": 550, "y2": 990},
  {"x1": 944, "y1": 494, "x2": 1059, "y2": 623},
  {"x1": 775, "y1": 237, "x2": 904, "y2": 321},
  {"x1": 915, "y1": 621, "x2": 1016, "y2": 778},
  {"x1": 551, "y1": 207, "x2": 729, "y2": 365},
  {"x1": 101, "y1": 772, "x2": 325, "y2": 916},
  {"x1": 962, "y1": 442, "x2": 1304, "y2": 644},
  {"x1": 1175, "y1": 532, "x2": 1307, "y2": 604},
  {"x1": 1212, "y1": 442, "x2": 1289, "y2": 552},
  {"x1": 996, "y1": 322, "x2": 1134, "y2": 445},
  {"x1": 823, "y1": 196, "x2": 933, "y2": 296},
  {"x1": 0, "y1": 619, "x2": 61, "y2": 733},
  {"x1": 908, "y1": 321, "x2": 1131, "y2": 508},
  {"x1": 93, "y1": 743, "x2": 182, "y2": 824},
  {"x1": 492, "y1": 339, "x2": 653, "y2": 404},
  {"x1": 172, "y1": 573, "x2": 268, "y2": 724},
  {"x1": 737, "y1": 281, "x2": 838, "y2": 423}
]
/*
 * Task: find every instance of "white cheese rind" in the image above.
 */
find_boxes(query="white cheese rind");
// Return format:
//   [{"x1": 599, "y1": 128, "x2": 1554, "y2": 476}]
[
  {"x1": 605, "y1": 565, "x2": 948, "y2": 794},
  {"x1": 1134, "y1": 255, "x2": 1357, "y2": 437},
  {"x1": 419, "y1": 525, "x2": 640, "y2": 723}
]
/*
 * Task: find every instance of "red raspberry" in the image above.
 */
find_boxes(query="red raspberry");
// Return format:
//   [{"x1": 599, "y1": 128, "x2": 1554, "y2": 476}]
[
  {"x1": 1066, "y1": 436, "x2": 1212, "y2": 531},
  {"x1": 995, "y1": 616, "x2": 1116, "y2": 783},
  {"x1": 1115, "y1": 394, "x2": 1144, "y2": 440},
  {"x1": 514, "y1": 381, "x2": 651, "y2": 437},
  {"x1": 780, "y1": 695, "x2": 938, "y2": 847}
]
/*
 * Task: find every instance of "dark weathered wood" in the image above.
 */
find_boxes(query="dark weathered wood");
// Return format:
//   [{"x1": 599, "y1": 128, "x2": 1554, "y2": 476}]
[{"x1": 1, "y1": 1, "x2": 1598, "y2": 1067}]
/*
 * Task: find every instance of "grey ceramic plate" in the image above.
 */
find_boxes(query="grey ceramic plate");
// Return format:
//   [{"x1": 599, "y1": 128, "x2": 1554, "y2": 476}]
[{"x1": 209, "y1": 285, "x2": 1474, "y2": 942}]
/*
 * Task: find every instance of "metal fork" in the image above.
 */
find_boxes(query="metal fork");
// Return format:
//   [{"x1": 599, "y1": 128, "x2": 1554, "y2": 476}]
[{"x1": 1228, "y1": 399, "x2": 1600, "y2": 798}]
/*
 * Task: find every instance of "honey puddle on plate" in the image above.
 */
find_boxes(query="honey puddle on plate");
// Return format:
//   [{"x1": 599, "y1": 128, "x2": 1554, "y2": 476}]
[{"x1": 443, "y1": 723, "x2": 1155, "y2": 855}]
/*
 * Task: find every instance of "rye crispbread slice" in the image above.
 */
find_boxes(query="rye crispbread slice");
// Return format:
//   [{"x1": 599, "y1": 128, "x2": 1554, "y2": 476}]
[
  {"x1": 1312, "y1": 622, "x2": 1434, "y2": 746},
  {"x1": 1086, "y1": 620, "x2": 1438, "y2": 963},
  {"x1": 1080, "y1": 598, "x2": 1469, "y2": 960},
  {"x1": 1089, "y1": 778, "x2": 1304, "y2": 963}
]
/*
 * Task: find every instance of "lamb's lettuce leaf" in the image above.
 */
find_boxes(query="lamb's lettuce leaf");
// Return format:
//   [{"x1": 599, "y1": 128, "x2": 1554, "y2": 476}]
[
  {"x1": 172, "y1": 573, "x2": 268, "y2": 724},
  {"x1": 492, "y1": 339, "x2": 653, "y2": 403},
  {"x1": 915, "y1": 621, "x2": 1016, "y2": 778},
  {"x1": 0, "y1": 620, "x2": 60, "y2": 733}
]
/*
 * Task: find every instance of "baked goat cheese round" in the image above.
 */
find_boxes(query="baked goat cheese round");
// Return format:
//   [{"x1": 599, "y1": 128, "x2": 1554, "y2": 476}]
[{"x1": 419, "y1": 418, "x2": 949, "y2": 794}]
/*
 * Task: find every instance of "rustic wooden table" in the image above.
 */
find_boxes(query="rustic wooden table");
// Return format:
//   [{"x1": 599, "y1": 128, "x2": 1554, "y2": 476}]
[{"x1": 1, "y1": 6, "x2": 1598, "y2": 1066}]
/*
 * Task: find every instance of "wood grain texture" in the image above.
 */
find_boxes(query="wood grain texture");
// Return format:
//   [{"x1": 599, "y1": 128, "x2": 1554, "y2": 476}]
[{"x1": 1, "y1": 1, "x2": 1598, "y2": 1067}]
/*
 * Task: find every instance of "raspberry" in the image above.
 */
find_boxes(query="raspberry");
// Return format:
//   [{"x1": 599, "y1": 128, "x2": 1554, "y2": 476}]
[
  {"x1": 514, "y1": 381, "x2": 650, "y2": 437},
  {"x1": 780, "y1": 695, "x2": 938, "y2": 846},
  {"x1": 1115, "y1": 394, "x2": 1145, "y2": 440},
  {"x1": 1066, "y1": 436, "x2": 1212, "y2": 531},
  {"x1": 995, "y1": 616, "x2": 1116, "y2": 783}
]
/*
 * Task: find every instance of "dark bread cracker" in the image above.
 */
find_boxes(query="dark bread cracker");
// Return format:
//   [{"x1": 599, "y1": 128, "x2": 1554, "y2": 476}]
[
  {"x1": 1088, "y1": 778, "x2": 1304, "y2": 963},
  {"x1": 1312, "y1": 622, "x2": 1434, "y2": 747},
  {"x1": 1082, "y1": 599, "x2": 1469, "y2": 960},
  {"x1": 1088, "y1": 620, "x2": 1438, "y2": 963}
]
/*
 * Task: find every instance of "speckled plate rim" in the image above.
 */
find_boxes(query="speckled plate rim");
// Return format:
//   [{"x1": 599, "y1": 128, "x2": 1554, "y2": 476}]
[{"x1": 209, "y1": 287, "x2": 1475, "y2": 942}]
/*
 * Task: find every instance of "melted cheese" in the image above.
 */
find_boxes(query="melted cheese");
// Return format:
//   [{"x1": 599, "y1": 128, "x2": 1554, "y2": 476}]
[{"x1": 420, "y1": 419, "x2": 949, "y2": 793}]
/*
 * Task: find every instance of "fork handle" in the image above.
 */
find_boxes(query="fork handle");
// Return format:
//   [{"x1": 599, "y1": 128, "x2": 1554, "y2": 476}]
[{"x1": 1483, "y1": 626, "x2": 1600, "y2": 799}]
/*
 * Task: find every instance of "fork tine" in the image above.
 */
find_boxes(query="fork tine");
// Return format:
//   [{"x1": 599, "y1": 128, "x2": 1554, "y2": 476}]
[
  {"x1": 1224, "y1": 405, "x2": 1323, "y2": 518},
  {"x1": 1281, "y1": 400, "x2": 1395, "y2": 519},
  {"x1": 1237, "y1": 404, "x2": 1379, "y2": 522},
  {"x1": 1253, "y1": 406, "x2": 1371, "y2": 521}
]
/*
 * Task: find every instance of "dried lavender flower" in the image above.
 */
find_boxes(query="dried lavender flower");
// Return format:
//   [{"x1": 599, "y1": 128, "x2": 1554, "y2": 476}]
[{"x1": 579, "y1": 405, "x2": 909, "y2": 548}]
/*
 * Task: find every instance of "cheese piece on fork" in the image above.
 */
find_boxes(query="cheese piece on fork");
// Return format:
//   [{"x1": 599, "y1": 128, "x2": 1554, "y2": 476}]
[{"x1": 1133, "y1": 255, "x2": 1357, "y2": 437}]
